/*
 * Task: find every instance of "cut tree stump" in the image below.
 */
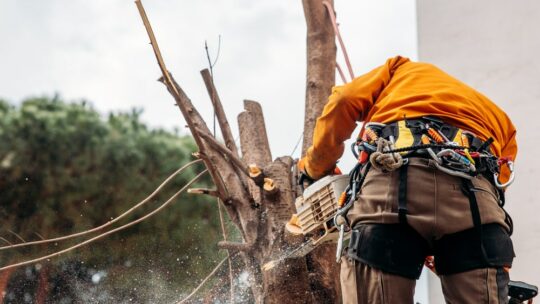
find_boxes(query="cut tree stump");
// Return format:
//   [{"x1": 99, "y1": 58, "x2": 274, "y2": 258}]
[{"x1": 135, "y1": 0, "x2": 340, "y2": 302}]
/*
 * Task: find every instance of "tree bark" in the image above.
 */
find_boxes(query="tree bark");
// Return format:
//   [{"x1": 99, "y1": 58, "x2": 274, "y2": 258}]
[
  {"x1": 201, "y1": 69, "x2": 239, "y2": 157},
  {"x1": 301, "y1": 0, "x2": 341, "y2": 302},
  {"x1": 301, "y1": 0, "x2": 337, "y2": 156},
  {"x1": 135, "y1": 0, "x2": 340, "y2": 302}
]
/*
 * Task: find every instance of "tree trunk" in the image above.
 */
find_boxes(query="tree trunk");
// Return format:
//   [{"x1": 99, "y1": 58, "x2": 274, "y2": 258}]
[
  {"x1": 135, "y1": 0, "x2": 339, "y2": 302},
  {"x1": 301, "y1": 0, "x2": 337, "y2": 156},
  {"x1": 301, "y1": 0, "x2": 341, "y2": 302}
]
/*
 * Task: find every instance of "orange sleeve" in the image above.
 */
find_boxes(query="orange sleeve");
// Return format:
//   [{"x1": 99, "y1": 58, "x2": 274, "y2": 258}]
[
  {"x1": 304, "y1": 56, "x2": 410, "y2": 179},
  {"x1": 499, "y1": 128, "x2": 517, "y2": 184}
]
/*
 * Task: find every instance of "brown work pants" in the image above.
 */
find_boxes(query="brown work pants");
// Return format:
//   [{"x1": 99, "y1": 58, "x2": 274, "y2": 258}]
[{"x1": 342, "y1": 158, "x2": 512, "y2": 304}]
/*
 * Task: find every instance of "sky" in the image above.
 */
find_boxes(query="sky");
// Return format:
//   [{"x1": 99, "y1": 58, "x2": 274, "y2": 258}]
[
  {"x1": 0, "y1": 0, "x2": 425, "y2": 302},
  {"x1": 0, "y1": 0, "x2": 417, "y2": 160}
]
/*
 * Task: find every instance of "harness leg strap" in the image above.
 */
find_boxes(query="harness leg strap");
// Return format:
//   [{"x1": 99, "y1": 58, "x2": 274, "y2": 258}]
[
  {"x1": 398, "y1": 163, "x2": 409, "y2": 224},
  {"x1": 461, "y1": 179, "x2": 490, "y2": 265}
]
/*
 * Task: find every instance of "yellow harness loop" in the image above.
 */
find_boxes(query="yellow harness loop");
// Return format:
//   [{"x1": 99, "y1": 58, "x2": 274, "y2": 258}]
[
  {"x1": 394, "y1": 120, "x2": 414, "y2": 154},
  {"x1": 452, "y1": 129, "x2": 464, "y2": 145}
]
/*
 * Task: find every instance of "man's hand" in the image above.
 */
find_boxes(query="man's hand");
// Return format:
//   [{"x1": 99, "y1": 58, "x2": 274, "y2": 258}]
[
  {"x1": 297, "y1": 158, "x2": 342, "y2": 189},
  {"x1": 297, "y1": 158, "x2": 315, "y2": 188}
]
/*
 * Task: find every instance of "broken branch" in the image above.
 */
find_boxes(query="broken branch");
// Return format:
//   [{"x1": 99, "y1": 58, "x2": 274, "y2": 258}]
[
  {"x1": 248, "y1": 164, "x2": 265, "y2": 186},
  {"x1": 238, "y1": 100, "x2": 272, "y2": 166},
  {"x1": 201, "y1": 69, "x2": 239, "y2": 157},
  {"x1": 135, "y1": 0, "x2": 229, "y2": 198},
  {"x1": 197, "y1": 128, "x2": 250, "y2": 175},
  {"x1": 187, "y1": 188, "x2": 219, "y2": 197},
  {"x1": 263, "y1": 178, "x2": 279, "y2": 198}
]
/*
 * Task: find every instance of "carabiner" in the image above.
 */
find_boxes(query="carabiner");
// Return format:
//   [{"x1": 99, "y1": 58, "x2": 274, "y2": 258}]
[
  {"x1": 335, "y1": 224, "x2": 345, "y2": 263},
  {"x1": 494, "y1": 160, "x2": 515, "y2": 189}
]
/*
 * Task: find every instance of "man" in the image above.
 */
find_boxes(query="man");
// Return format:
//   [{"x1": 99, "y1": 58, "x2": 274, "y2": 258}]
[{"x1": 298, "y1": 56, "x2": 517, "y2": 303}]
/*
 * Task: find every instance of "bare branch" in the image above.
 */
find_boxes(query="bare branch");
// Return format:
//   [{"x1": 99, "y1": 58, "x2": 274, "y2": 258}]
[
  {"x1": 0, "y1": 237, "x2": 12, "y2": 245},
  {"x1": 238, "y1": 100, "x2": 272, "y2": 166},
  {"x1": 197, "y1": 128, "x2": 249, "y2": 172},
  {"x1": 7, "y1": 230, "x2": 25, "y2": 243},
  {"x1": 33, "y1": 232, "x2": 45, "y2": 240},
  {"x1": 201, "y1": 69, "x2": 239, "y2": 156},
  {"x1": 135, "y1": 0, "x2": 228, "y2": 198},
  {"x1": 187, "y1": 188, "x2": 219, "y2": 197}
]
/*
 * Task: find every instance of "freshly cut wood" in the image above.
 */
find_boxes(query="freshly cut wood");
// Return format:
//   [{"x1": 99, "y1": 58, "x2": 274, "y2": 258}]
[{"x1": 135, "y1": 0, "x2": 339, "y2": 302}]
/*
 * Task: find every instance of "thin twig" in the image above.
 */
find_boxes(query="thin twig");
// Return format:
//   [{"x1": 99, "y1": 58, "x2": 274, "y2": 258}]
[
  {"x1": 211, "y1": 35, "x2": 221, "y2": 68},
  {"x1": 205, "y1": 40, "x2": 217, "y2": 136},
  {"x1": 7, "y1": 230, "x2": 25, "y2": 243},
  {"x1": 0, "y1": 160, "x2": 202, "y2": 251},
  {"x1": 201, "y1": 69, "x2": 239, "y2": 157},
  {"x1": 0, "y1": 170, "x2": 208, "y2": 271},
  {"x1": 290, "y1": 133, "x2": 304, "y2": 157},
  {"x1": 176, "y1": 253, "x2": 236, "y2": 304},
  {"x1": 0, "y1": 237, "x2": 12, "y2": 245}
]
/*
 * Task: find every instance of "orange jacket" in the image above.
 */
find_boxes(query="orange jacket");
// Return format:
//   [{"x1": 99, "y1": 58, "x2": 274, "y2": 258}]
[{"x1": 304, "y1": 56, "x2": 517, "y2": 181}]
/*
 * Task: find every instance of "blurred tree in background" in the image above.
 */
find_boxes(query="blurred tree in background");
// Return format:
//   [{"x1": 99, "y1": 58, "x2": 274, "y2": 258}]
[{"x1": 0, "y1": 96, "x2": 235, "y2": 303}]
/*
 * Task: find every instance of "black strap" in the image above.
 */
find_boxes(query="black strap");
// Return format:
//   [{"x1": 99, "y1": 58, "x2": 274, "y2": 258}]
[
  {"x1": 380, "y1": 123, "x2": 398, "y2": 139},
  {"x1": 478, "y1": 137, "x2": 494, "y2": 153},
  {"x1": 398, "y1": 163, "x2": 409, "y2": 224},
  {"x1": 461, "y1": 179, "x2": 482, "y2": 229},
  {"x1": 461, "y1": 179, "x2": 490, "y2": 265}
]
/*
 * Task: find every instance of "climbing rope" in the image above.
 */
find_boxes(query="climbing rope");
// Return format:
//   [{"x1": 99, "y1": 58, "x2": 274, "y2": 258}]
[
  {"x1": 0, "y1": 170, "x2": 208, "y2": 271},
  {"x1": 0, "y1": 159, "x2": 203, "y2": 251},
  {"x1": 322, "y1": 1, "x2": 355, "y2": 81},
  {"x1": 336, "y1": 63, "x2": 347, "y2": 84},
  {"x1": 369, "y1": 138, "x2": 403, "y2": 171}
]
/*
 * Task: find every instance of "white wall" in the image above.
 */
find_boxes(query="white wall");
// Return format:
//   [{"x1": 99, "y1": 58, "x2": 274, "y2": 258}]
[{"x1": 416, "y1": 0, "x2": 540, "y2": 302}]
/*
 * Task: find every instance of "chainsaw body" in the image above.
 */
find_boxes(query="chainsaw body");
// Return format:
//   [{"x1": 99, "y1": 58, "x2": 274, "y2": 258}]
[{"x1": 288, "y1": 175, "x2": 349, "y2": 246}]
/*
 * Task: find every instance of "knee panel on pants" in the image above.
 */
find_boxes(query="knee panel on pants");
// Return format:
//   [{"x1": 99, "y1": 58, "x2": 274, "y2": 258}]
[
  {"x1": 347, "y1": 224, "x2": 430, "y2": 279},
  {"x1": 434, "y1": 223, "x2": 515, "y2": 275}
]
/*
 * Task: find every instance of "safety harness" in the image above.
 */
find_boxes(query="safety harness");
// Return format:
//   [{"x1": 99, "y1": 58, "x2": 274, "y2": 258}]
[{"x1": 335, "y1": 116, "x2": 515, "y2": 272}]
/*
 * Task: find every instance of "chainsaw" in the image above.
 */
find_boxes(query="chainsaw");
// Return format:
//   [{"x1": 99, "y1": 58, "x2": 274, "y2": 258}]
[{"x1": 262, "y1": 175, "x2": 349, "y2": 271}]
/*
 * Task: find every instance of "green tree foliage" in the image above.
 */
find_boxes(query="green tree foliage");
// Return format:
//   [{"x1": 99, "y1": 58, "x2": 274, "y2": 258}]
[{"x1": 0, "y1": 97, "x2": 234, "y2": 302}]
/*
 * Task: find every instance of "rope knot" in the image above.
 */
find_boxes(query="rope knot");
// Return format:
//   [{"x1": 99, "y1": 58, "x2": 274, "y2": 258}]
[{"x1": 369, "y1": 138, "x2": 403, "y2": 172}]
